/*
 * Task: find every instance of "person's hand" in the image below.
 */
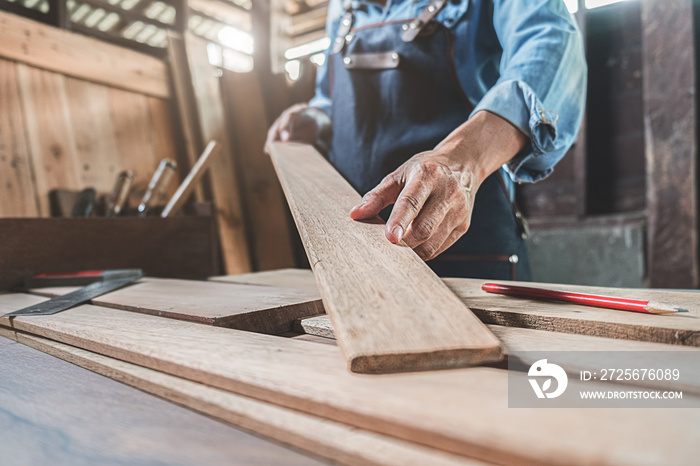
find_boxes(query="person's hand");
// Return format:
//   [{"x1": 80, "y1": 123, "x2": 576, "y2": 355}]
[
  {"x1": 350, "y1": 111, "x2": 528, "y2": 260},
  {"x1": 265, "y1": 103, "x2": 331, "y2": 152}
]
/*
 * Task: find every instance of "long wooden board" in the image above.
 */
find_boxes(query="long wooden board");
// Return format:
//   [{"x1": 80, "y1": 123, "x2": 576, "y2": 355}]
[
  {"x1": 267, "y1": 143, "x2": 502, "y2": 373},
  {"x1": 0, "y1": 10, "x2": 169, "y2": 98},
  {"x1": 210, "y1": 268, "x2": 320, "y2": 293},
  {"x1": 1, "y1": 328, "x2": 482, "y2": 466},
  {"x1": 0, "y1": 333, "x2": 315, "y2": 465},
  {"x1": 31, "y1": 278, "x2": 323, "y2": 334},
  {"x1": 444, "y1": 279, "x2": 700, "y2": 346},
  {"x1": 296, "y1": 315, "x2": 700, "y2": 394},
  {"x1": 2, "y1": 295, "x2": 698, "y2": 465},
  {"x1": 175, "y1": 32, "x2": 251, "y2": 274},
  {"x1": 212, "y1": 270, "x2": 700, "y2": 347}
]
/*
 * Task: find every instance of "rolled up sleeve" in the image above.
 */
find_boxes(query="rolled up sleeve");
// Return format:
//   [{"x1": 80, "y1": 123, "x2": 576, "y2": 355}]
[{"x1": 472, "y1": 0, "x2": 587, "y2": 183}]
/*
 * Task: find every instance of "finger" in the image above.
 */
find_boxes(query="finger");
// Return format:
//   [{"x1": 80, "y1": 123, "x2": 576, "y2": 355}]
[
  {"x1": 401, "y1": 195, "x2": 450, "y2": 249},
  {"x1": 429, "y1": 226, "x2": 469, "y2": 261},
  {"x1": 384, "y1": 177, "x2": 432, "y2": 243},
  {"x1": 350, "y1": 174, "x2": 402, "y2": 221},
  {"x1": 411, "y1": 216, "x2": 454, "y2": 260}
]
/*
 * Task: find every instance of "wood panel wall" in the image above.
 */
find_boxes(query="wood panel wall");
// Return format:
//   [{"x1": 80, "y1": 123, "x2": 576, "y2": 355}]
[{"x1": 0, "y1": 11, "x2": 177, "y2": 218}]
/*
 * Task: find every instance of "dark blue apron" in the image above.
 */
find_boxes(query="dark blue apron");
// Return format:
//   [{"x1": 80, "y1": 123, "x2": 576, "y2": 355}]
[{"x1": 329, "y1": 0, "x2": 531, "y2": 280}]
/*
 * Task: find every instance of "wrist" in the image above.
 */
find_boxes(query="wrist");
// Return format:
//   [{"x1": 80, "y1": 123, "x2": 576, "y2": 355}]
[{"x1": 436, "y1": 110, "x2": 528, "y2": 185}]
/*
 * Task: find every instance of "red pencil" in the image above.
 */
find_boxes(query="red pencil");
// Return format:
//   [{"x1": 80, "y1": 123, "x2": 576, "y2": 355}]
[{"x1": 481, "y1": 283, "x2": 689, "y2": 315}]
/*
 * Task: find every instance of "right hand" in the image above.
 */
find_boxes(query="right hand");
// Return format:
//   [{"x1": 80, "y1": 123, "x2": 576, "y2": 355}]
[{"x1": 265, "y1": 103, "x2": 331, "y2": 152}]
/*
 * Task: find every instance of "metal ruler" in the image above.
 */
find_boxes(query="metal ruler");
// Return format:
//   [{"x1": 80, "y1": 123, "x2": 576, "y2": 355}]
[{"x1": 3, "y1": 270, "x2": 143, "y2": 318}]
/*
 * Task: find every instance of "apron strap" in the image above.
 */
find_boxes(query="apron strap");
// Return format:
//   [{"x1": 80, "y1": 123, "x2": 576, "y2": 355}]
[
  {"x1": 401, "y1": 0, "x2": 447, "y2": 42},
  {"x1": 332, "y1": 0, "x2": 356, "y2": 54}
]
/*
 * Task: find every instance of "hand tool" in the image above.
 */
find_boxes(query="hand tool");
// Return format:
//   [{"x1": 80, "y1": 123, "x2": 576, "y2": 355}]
[
  {"x1": 481, "y1": 282, "x2": 689, "y2": 314},
  {"x1": 3, "y1": 269, "x2": 143, "y2": 318},
  {"x1": 71, "y1": 188, "x2": 97, "y2": 218},
  {"x1": 138, "y1": 160, "x2": 177, "y2": 217},
  {"x1": 161, "y1": 141, "x2": 219, "y2": 218},
  {"x1": 24, "y1": 269, "x2": 143, "y2": 288},
  {"x1": 105, "y1": 171, "x2": 134, "y2": 217}
]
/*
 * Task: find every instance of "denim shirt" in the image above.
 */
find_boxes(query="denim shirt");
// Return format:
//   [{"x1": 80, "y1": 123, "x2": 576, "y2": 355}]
[{"x1": 309, "y1": 0, "x2": 587, "y2": 183}]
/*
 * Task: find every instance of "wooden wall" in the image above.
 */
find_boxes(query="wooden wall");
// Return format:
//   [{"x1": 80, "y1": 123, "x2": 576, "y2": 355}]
[{"x1": 0, "y1": 10, "x2": 178, "y2": 218}]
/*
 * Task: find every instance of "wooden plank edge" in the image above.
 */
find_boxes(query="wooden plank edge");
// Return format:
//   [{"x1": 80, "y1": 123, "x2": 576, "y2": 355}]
[
  {"x1": 0, "y1": 326, "x2": 486, "y2": 466},
  {"x1": 296, "y1": 315, "x2": 700, "y2": 395}
]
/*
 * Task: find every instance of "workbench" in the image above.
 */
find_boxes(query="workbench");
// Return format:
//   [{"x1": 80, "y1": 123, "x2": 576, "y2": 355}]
[{"x1": 1, "y1": 269, "x2": 698, "y2": 465}]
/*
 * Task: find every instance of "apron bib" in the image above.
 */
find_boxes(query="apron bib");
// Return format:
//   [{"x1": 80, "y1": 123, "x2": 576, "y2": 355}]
[{"x1": 329, "y1": 0, "x2": 531, "y2": 280}]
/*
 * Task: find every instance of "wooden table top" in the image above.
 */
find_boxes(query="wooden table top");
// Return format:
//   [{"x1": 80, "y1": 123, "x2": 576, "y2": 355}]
[{"x1": 0, "y1": 335, "x2": 324, "y2": 466}]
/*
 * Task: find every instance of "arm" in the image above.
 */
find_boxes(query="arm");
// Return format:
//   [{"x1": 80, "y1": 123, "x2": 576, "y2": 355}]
[{"x1": 352, "y1": 0, "x2": 587, "y2": 259}]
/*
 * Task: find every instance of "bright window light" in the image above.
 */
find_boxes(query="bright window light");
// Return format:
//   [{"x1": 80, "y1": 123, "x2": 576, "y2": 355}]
[
  {"x1": 285, "y1": 37, "x2": 331, "y2": 60},
  {"x1": 218, "y1": 26, "x2": 254, "y2": 55},
  {"x1": 585, "y1": 0, "x2": 630, "y2": 9},
  {"x1": 564, "y1": 0, "x2": 578, "y2": 14},
  {"x1": 285, "y1": 60, "x2": 301, "y2": 81},
  {"x1": 223, "y1": 48, "x2": 254, "y2": 72},
  {"x1": 207, "y1": 43, "x2": 223, "y2": 67}
]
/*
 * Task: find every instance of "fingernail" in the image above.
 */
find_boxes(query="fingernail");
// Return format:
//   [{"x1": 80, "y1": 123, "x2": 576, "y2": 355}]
[
  {"x1": 351, "y1": 201, "x2": 366, "y2": 212},
  {"x1": 281, "y1": 130, "x2": 290, "y2": 141},
  {"x1": 392, "y1": 225, "x2": 404, "y2": 243}
]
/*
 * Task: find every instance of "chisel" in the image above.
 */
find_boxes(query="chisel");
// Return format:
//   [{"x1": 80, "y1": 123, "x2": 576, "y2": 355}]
[{"x1": 138, "y1": 159, "x2": 177, "y2": 217}]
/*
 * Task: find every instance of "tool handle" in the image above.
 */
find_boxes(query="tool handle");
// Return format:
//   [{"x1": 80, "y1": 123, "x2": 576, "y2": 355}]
[
  {"x1": 162, "y1": 141, "x2": 219, "y2": 218},
  {"x1": 138, "y1": 159, "x2": 177, "y2": 217},
  {"x1": 106, "y1": 171, "x2": 134, "y2": 217}
]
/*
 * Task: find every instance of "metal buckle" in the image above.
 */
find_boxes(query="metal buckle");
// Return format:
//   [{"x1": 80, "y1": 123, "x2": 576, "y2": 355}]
[{"x1": 401, "y1": 0, "x2": 447, "y2": 42}]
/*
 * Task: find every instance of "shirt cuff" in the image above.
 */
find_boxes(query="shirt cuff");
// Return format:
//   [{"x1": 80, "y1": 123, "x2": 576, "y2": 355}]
[
  {"x1": 471, "y1": 80, "x2": 559, "y2": 183},
  {"x1": 308, "y1": 95, "x2": 331, "y2": 118}
]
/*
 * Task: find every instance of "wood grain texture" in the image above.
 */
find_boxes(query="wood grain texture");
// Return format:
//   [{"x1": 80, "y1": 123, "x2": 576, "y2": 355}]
[
  {"x1": 443, "y1": 279, "x2": 700, "y2": 346},
  {"x1": 32, "y1": 277, "x2": 323, "y2": 334},
  {"x1": 1, "y1": 296, "x2": 698, "y2": 466},
  {"x1": 0, "y1": 334, "x2": 317, "y2": 466},
  {"x1": 64, "y1": 77, "x2": 121, "y2": 192},
  {"x1": 222, "y1": 70, "x2": 296, "y2": 271},
  {"x1": 268, "y1": 142, "x2": 502, "y2": 373},
  {"x1": 210, "y1": 268, "x2": 320, "y2": 293},
  {"x1": 3, "y1": 330, "x2": 482, "y2": 466},
  {"x1": 0, "y1": 10, "x2": 169, "y2": 98},
  {"x1": 181, "y1": 32, "x2": 251, "y2": 274},
  {"x1": 17, "y1": 63, "x2": 80, "y2": 216},
  {"x1": 0, "y1": 59, "x2": 38, "y2": 217},
  {"x1": 642, "y1": 0, "x2": 699, "y2": 288}
]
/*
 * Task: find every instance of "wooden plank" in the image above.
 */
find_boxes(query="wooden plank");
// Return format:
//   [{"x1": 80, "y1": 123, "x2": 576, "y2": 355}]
[
  {"x1": 177, "y1": 32, "x2": 251, "y2": 274},
  {"x1": 444, "y1": 279, "x2": 700, "y2": 346},
  {"x1": 296, "y1": 315, "x2": 700, "y2": 394},
  {"x1": 210, "y1": 268, "x2": 320, "y2": 293},
  {"x1": 0, "y1": 217, "x2": 219, "y2": 290},
  {"x1": 3, "y1": 329, "x2": 483, "y2": 466},
  {"x1": 16, "y1": 64, "x2": 80, "y2": 216},
  {"x1": 268, "y1": 142, "x2": 502, "y2": 373},
  {"x1": 31, "y1": 277, "x2": 324, "y2": 334},
  {"x1": 0, "y1": 58, "x2": 38, "y2": 217},
  {"x1": 0, "y1": 10, "x2": 170, "y2": 98},
  {"x1": 210, "y1": 270, "x2": 700, "y2": 347},
  {"x1": 642, "y1": 0, "x2": 699, "y2": 288},
  {"x1": 222, "y1": 70, "x2": 296, "y2": 271},
  {"x1": 0, "y1": 333, "x2": 318, "y2": 466},
  {"x1": 147, "y1": 96, "x2": 184, "y2": 205},
  {"x1": 166, "y1": 32, "x2": 206, "y2": 202},
  {"x1": 1, "y1": 297, "x2": 698, "y2": 466},
  {"x1": 63, "y1": 77, "x2": 122, "y2": 193}
]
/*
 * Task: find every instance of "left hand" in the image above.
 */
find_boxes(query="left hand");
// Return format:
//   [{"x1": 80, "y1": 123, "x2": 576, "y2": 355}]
[{"x1": 350, "y1": 111, "x2": 528, "y2": 261}]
